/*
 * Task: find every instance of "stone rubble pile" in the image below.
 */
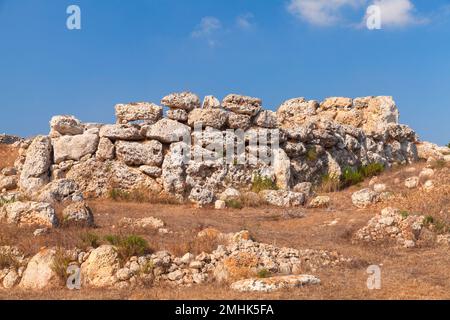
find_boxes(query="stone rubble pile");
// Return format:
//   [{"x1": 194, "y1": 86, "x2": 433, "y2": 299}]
[
  {"x1": 0, "y1": 230, "x2": 351, "y2": 291},
  {"x1": 354, "y1": 207, "x2": 425, "y2": 248},
  {"x1": 2, "y1": 92, "x2": 436, "y2": 208}
]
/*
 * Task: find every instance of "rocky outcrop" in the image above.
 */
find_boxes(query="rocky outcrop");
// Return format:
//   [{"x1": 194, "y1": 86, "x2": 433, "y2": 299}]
[{"x1": 8, "y1": 91, "x2": 428, "y2": 208}]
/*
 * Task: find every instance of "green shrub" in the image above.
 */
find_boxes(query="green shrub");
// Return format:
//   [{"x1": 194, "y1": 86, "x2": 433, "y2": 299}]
[
  {"x1": 251, "y1": 174, "x2": 278, "y2": 193},
  {"x1": 306, "y1": 147, "x2": 318, "y2": 161},
  {"x1": 399, "y1": 211, "x2": 409, "y2": 219},
  {"x1": 0, "y1": 197, "x2": 15, "y2": 207},
  {"x1": 341, "y1": 166, "x2": 364, "y2": 187},
  {"x1": 80, "y1": 232, "x2": 101, "y2": 249},
  {"x1": 359, "y1": 163, "x2": 385, "y2": 178},
  {"x1": 105, "y1": 234, "x2": 150, "y2": 261},
  {"x1": 109, "y1": 188, "x2": 130, "y2": 201},
  {"x1": 423, "y1": 215, "x2": 434, "y2": 226},
  {"x1": 225, "y1": 199, "x2": 243, "y2": 209},
  {"x1": 447, "y1": 142, "x2": 450, "y2": 149},
  {"x1": 257, "y1": 268, "x2": 271, "y2": 279}
]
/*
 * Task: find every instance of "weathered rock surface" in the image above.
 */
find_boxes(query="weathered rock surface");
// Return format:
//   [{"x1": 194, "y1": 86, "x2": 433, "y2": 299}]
[
  {"x1": 0, "y1": 201, "x2": 58, "y2": 227},
  {"x1": 260, "y1": 190, "x2": 305, "y2": 207},
  {"x1": 62, "y1": 202, "x2": 94, "y2": 226},
  {"x1": 115, "y1": 102, "x2": 162, "y2": 124},
  {"x1": 50, "y1": 115, "x2": 84, "y2": 136},
  {"x1": 222, "y1": 94, "x2": 262, "y2": 116},
  {"x1": 81, "y1": 245, "x2": 120, "y2": 288},
  {"x1": 19, "y1": 249, "x2": 59, "y2": 290},
  {"x1": 144, "y1": 119, "x2": 191, "y2": 144},
  {"x1": 96, "y1": 137, "x2": 115, "y2": 161},
  {"x1": 351, "y1": 189, "x2": 379, "y2": 208},
  {"x1": 19, "y1": 136, "x2": 52, "y2": 195},
  {"x1": 231, "y1": 275, "x2": 321, "y2": 292},
  {"x1": 52, "y1": 133, "x2": 99, "y2": 164},
  {"x1": 188, "y1": 108, "x2": 228, "y2": 129},
  {"x1": 37, "y1": 178, "x2": 82, "y2": 203},
  {"x1": 202, "y1": 95, "x2": 221, "y2": 109},
  {"x1": 115, "y1": 140, "x2": 163, "y2": 167},
  {"x1": 167, "y1": 109, "x2": 188, "y2": 122},
  {"x1": 161, "y1": 92, "x2": 200, "y2": 111},
  {"x1": 99, "y1": 124, "x2": 143, "y2": 141}
]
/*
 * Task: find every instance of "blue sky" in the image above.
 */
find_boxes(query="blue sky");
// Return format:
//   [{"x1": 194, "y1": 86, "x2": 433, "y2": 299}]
[{"x1": 0, "y1": 0, "x2": 449, "y2": 144}]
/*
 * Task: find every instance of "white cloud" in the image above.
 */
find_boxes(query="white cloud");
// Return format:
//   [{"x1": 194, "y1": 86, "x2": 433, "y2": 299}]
[
  {"x1": 368, "y1": 0, "x2": 426, "y2": 27},
  {"x1": 236, "y1": 13, "x2": 255, "y2": 29},
  {"x1": 287, "y1": 0, "x2": 364, "y2": 26},
  {"x1": 191, "y1": 16, "x2": 222, "y2": 38},
  {"x1": 288, "y1": 0, "x2": 425, "y2": 28}
]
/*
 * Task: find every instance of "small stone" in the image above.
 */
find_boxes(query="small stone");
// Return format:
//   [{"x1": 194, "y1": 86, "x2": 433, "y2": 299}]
[
  {"x1": 308, "y1": 196, "x2": 330, "y2": 208},
  {"x1": 168, "y1": 270, "x2": 184, "y2": 281},
  {"x1": 215, "y1": 200, "x2": 226, "y2": 210},
  {"x1": 405, "y1": 177, "x2": 419, "y2": 189},
  {"x1": 373, "y1": 183, "x2": 387, "y2": 193},
  {"x1": 33, "y1": 228, "x2": 49, "y2": 237}
]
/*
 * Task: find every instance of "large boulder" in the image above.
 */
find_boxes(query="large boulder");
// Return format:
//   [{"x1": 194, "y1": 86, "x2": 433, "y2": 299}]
[
  {"x1": 161, "y1": 92, "x2": 200, "y2": 111},
  {"x1": 19, "y1": 249, "x2": 60, "y2": 290},
  {"x1": 189, "y1": 186, "x2": 214, "y2": 207},
  {"x1": 188, "y1": 108, "x2": 228, "y2": 129},
  {"x1": 144, "y1": 119, "x2": 191, "y2": 144},
  {"x1": 99, "y1": 124, "x2": 143, "y2": 141},
  {"x1": 115, "y1": 102, "x2": 162, "y2": 124},
  {"x1": 81, "y1": 245, "x2": 120, "y2": 288},
  {"x1": 115, "y1": 140, "x2": 163, "y2": 167},
  {"x1": 50, "y1": 115, "x2": 84, "y2": 136},
  {"x1": 0, "y1": 201, "x2": 58, "y2": 227},
  {"x1": 277, "y1": 98, "x2": 318, "y2": 127},
  {"x1": 19, "y1": 136, "x2": 52, "y2": 195},
  {"x1": 52, "y1": 133, "x2": 99, "y2": 164},
  {"x1": 222, "y1": 94, "x2": 262, "y2": 116}
]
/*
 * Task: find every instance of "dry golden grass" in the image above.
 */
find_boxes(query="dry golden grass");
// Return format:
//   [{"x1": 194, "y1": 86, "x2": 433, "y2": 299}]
[
  {"x1": 0, "y1": 144, "x2": 18, "y2": 170},
  {"x1": 0, "y1": 149, "x2": 449, "y2": 299}
]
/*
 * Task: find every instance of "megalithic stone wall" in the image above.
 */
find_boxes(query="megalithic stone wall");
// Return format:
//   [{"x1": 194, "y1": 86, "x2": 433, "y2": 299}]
[{"x1": 10, "y1": 92, "x2": 448, "y2": 207}]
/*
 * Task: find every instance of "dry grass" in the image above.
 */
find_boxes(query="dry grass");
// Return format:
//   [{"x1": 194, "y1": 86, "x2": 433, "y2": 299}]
[
  {"x1": 0, "y1": 144, "x2": 18, "y2": 170},
  {"x1": 0, "y1": 151, "x2": 449, "y2": 299}
]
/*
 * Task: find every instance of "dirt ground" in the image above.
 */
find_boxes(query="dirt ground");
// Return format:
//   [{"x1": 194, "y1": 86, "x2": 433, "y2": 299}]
[{"x1": 0, "y1": 157, "x2": 449, "y2": 300}]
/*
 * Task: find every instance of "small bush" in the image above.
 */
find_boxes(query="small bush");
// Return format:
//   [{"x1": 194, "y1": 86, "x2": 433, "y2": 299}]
[
  {"x1": 423, "y1": 215, "x2": 434, "y2": 225},
  {"x1": 360, "y1": 163, "x2": 385, "y2": 178},
  {"x1": 51, "y1": 249, "x2": 71, "y2": 283},
  {"x1": 251, "y1": 174, "x2": 278, "y2": 193},
  {"x1": 104, "y1": 234, "x2": 150, "y2": 261},
  {"x1": 257, "y1": 268, "x2": 271, "y2": 279},
  {"x1": 226, "y1": 199, "x2": 243, "y2": 209},
  {"x1": 341, "y1": 167, "x2": 364, "y2": 188},
  {"x1": 306, "y1": 147, "x2": 318, "y2": 162},
  {"x1": 447, "y1": 142, "x2": 450, "y2": 148},
  {"x1": 0, "y1": 197, "x2": 15, "y2": 207},
  {"x1": 80, "y1": 232, "x2": 101, "y2": 249},
  {"x1": 400, "y1": 211, "x2": 409, "y2": 219},
  {"x1": 109, "y1": 188, "x2": 130, "y2": 201}
]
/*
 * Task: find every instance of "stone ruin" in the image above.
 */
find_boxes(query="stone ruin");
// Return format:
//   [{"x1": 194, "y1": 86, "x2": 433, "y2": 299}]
[{"x1": 2, "y1": 92, "x2": 437, "y2": 209}]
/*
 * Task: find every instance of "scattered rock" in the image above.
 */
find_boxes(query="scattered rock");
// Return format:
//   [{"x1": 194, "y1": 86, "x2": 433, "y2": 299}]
[
  {"x1": 260, "y1": 190, "x2": 305, "y2": 207},
  {"x1": 351, "y1": 189, "x2": 379, "y2": 208},
  {"x1": 62, "y1": 202, "x2": 94, "y2": 227},
  {"x1": 309, "y1": 196, "x2": 331, "y2": 208},
  {"x1": 189, "y1": 187, "x2": 214, "y2": 207},
  {"x1": 119, "y1": 216, "x2": 164, "y2": 229},
  {"x1": 419, "y1": 168, "x2": 434, "y2": 180},
  {"x1": 230, "y1": 275, "x2": 320, "y2": 292},
  {"x1": 215, "y1": 200, "x2": 226, "y2": 210},
  {"x1": 405, "y1": 177, "x2": 419, "y2": 189},
  {"x1": 373, "y1": 183, "x2": 387, "y2": 193}
]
